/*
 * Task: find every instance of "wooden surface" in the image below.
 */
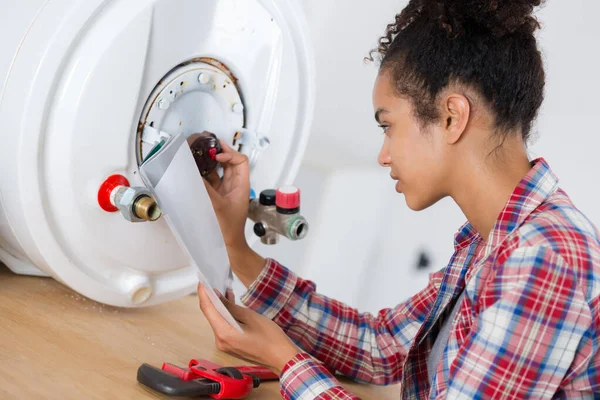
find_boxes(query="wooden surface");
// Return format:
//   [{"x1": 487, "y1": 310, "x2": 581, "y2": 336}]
[{"x1": 0, "y1": 267, "x2": 399, "y2": 399}]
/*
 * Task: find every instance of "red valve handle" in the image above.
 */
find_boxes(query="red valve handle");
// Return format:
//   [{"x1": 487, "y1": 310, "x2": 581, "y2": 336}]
[
  {"x1": 276, "y1": 186, "x2": 301, "y2": 210},
  {"x1": 98, "y1": 174, "x2": 130, "y2": 212}
]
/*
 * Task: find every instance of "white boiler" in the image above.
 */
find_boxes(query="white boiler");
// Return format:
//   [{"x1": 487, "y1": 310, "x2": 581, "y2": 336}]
[{"x1": 0, "y1": 0, "x2": 314, "y2": 306}]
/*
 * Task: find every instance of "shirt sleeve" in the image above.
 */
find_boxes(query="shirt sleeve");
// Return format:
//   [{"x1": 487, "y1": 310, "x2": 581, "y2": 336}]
[
  {"x1": 240, "y1": 258, "x2": 441, "y2": 396},
  {"x1": 444, "y1": 245, "x2": 593, "y2": 399},
  {"x1": 278, "y1": 353, "x2": 360, "y2": 400}
]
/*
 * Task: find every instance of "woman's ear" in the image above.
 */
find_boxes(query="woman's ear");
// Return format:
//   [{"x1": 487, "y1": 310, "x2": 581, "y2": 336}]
[{"x1": 443, "y1": 94, "x2": 470, "y2": 144}]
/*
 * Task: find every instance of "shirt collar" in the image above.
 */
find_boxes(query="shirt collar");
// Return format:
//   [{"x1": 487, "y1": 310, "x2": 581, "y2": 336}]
[
  {"x1": 453, "y1": 157, "x2": 559, "y2": 250},
  {"x1": 453, "y1": 221, "x2": 479, "y2": 249}
]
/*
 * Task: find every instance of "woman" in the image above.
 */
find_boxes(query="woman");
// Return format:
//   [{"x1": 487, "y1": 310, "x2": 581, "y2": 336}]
[{"x1": 197, "y1": 0, "x2": 600, "y2": 398}]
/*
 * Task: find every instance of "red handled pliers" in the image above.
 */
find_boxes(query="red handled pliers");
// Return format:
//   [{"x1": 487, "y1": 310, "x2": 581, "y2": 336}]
[{"x1": 137, "y1": 358, "x2": 279, "y2": 399}]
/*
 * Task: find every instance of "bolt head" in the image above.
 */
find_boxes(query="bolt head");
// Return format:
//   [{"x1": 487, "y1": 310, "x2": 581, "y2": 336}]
[
  {"x1": 158, "y1": 99, "x2": 170, "y2": 110},
  {"x1": 198, "y1": 73, "x2": 211, "y2": 85}
]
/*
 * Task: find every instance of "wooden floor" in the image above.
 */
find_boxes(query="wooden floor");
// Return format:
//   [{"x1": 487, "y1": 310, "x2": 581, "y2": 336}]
[{"x1": 0, "y1": 267, "x2": 399, "y2": 399}]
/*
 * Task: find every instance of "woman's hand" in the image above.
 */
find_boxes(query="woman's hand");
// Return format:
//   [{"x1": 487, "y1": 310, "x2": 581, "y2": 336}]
[
  {"x1": 197, "y1": 284, "x2": 300, "y2": 375},
  {"x1": 188, "y1": 135, "x2": 266, "y2": 286},
  {"x1": 189, "y1": 136, "x2": 250, "y2": 249}
]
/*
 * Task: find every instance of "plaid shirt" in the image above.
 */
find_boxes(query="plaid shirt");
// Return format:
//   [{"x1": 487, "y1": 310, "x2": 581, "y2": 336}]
[{"x1": 241, "y1": 158, "x2": 600, "y2": 399}]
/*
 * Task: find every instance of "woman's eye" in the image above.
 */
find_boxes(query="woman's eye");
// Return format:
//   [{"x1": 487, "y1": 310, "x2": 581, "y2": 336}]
[{"x1": 378, "y1": 124, "x2": 389, "y2": 134}]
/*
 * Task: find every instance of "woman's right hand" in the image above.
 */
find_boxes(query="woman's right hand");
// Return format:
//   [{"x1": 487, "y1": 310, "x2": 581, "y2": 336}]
[
  {"x1": 189, "y1": 135, "x2": 251, "y2": 249},
  {"x1": 189, "y1": 135, "x2": 266, "y2": 287}
]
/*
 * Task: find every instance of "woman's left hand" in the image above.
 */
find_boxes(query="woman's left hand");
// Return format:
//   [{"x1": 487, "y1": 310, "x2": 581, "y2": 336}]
[{"x1": 197, "y1": 284, "x2": 301, "y2": 375}]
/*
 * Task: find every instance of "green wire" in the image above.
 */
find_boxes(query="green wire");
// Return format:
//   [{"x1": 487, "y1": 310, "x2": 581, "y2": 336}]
[{"x1": 142, "y1": 139, "x2": 166, "y2": 164}]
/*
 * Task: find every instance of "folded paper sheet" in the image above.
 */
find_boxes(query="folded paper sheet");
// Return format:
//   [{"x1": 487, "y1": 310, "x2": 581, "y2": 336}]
[{"x1": 140, "y1": 134, "x2": 242, "y2": 332}]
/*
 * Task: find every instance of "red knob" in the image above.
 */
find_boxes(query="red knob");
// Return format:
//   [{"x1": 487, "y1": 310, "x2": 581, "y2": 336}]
[
  {"x1": 276, "y1": 186, "x2": 300, "y2": 210},
  {"x1": 98, "y1": 174, "x2": 130, "y2": 212}
]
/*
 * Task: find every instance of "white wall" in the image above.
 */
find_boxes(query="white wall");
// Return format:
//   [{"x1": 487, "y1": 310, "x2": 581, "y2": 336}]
[
  {"x1": 244, "y1": 1, "x2": 600, "y2": 314},
  {"x1": 531, "y1": 1, "x2": 600, "y2": 225}
]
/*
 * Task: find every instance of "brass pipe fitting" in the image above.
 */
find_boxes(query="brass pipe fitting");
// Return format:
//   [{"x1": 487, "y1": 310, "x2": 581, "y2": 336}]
[{"x1": 133, "y1": 195, "x2": 162, "y2": 222}]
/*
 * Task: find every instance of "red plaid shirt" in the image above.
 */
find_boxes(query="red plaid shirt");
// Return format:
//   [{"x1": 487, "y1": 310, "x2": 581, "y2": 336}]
[{"x1": 241, "y1": 158, "x2": 600, "y2": 399}]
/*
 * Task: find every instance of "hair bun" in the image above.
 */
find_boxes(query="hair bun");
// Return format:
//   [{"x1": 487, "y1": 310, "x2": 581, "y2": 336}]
[{"x1": 427, "y1": 0, "x2": 544, "y2": 37}]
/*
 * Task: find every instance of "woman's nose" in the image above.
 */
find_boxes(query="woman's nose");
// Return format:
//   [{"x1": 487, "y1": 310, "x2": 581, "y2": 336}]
[{"x1": 378, "y1": 139, "x2": 392, "y2": 167}]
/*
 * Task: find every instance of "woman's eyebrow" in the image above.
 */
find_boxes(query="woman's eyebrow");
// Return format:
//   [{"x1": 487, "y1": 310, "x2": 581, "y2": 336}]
[{"x1": 374, "y1": 108, "x2": 389, "y2": 124}]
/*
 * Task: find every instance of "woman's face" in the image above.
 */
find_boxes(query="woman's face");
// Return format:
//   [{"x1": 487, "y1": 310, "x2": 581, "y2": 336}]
[{"x1": 373, "y1": 71, "x2": 449, "y2": 211}]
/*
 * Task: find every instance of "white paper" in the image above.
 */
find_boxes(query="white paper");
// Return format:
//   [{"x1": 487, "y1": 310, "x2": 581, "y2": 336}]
[{"x1": 140, "y1": 134, "x2": 242, "y2": 332}]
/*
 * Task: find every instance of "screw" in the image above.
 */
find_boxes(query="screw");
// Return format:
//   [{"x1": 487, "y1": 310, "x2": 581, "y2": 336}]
[
  {"x1": 232, "y1": 103, "x2": 244, "y2": 114},
  {"x1": 158, "y1": 99, "x2": 170, "y2": 110},
  {"x1": 258, "y1": 136, "x2": 271, "y2": 149},
  {"x1": 198, "y1": 73, "x2": 211, "y2": 85}
]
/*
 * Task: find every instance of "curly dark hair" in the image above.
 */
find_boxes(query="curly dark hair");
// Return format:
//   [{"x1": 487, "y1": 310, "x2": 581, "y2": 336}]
[{"x1": 370, "y1": 0, "x2": 546, "y2": 143}]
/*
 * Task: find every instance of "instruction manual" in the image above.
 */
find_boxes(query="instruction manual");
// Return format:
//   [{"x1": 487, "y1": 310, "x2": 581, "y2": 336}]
[{"x1": 140, "y1": 133, "x2": 242, "y2": 332}]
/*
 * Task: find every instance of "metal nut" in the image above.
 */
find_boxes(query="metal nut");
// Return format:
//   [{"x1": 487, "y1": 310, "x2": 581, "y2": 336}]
[{"x1": 114, "y1": 187, "x2": 159, "y2": 223}]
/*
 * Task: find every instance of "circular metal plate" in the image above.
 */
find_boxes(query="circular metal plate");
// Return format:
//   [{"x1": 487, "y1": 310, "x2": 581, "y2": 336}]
[{"x1": 137, "y1": 59, "x2": 245, "y2": 164}]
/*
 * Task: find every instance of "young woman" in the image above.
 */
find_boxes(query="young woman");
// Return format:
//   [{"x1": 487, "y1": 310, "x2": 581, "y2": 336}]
[{"x1": 196, "y1": 0, "x2": 600, "y2": 398}]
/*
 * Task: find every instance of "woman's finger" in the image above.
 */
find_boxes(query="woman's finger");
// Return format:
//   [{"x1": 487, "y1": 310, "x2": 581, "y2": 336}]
[
  {"x1": 220, "y1": 295, "x2": 251, "y2": 324},
  {"x1": 225, "y1": 289, "x2": 235, "y2": 303},
  {"x1": 215, "y1": 152, "x2": 248, "y2": 167},
  {"x1": 197, "y1": 284, "x2": 233, "y2": 333},
  {"x1": 214, "y1": 152, "x2": 234, "y2": 164},
  {"x1": 218, "y1": 139, "x2": 235, "y2": 153},
  {"x1": 214, "y1": 289, "x2": 248, "y2": 323},
  {"x1": 186, "y1": 133, "x2": 203, "y2": 146},
  {"x1": 215, "y1": 143, "x2": 248, "y2": 166}
]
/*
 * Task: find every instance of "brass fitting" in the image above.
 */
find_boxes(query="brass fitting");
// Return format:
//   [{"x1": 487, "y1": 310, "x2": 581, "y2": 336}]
[
  {"x1": 248, "y1": 188, "x2": 309, "y2": 245},
  {"x1": 113, "y1": 186, "x2": 162, "y2": 223},
  {"x1": 133, "y1": 195, "x2": 162, "y2": 222}
]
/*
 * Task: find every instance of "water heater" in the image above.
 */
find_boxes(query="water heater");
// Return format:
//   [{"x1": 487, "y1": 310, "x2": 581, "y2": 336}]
[{"x1": 0, "y1": 0, "x2": 314, "y2": 306}]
